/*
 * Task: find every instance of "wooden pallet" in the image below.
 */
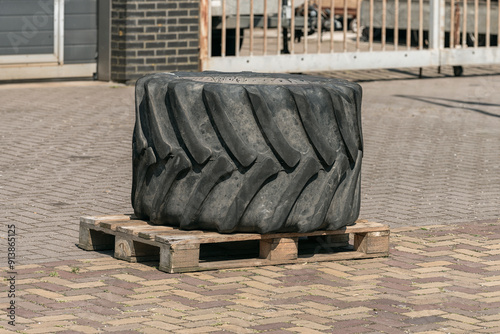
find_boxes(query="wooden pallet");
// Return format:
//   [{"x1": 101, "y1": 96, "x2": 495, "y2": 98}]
[{"x1": 78, "y1": 215, "x2": 390, "y2": 273}]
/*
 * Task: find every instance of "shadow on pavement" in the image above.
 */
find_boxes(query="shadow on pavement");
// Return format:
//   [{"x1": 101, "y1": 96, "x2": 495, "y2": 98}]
[{"x1": 394, "y1": 94, "x2": 500, "y2": 118}]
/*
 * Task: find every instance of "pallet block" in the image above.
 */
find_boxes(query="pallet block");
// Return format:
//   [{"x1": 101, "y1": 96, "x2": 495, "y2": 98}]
[{"x1": 78, "y1": 215, "x2": 390, "y2": 273}]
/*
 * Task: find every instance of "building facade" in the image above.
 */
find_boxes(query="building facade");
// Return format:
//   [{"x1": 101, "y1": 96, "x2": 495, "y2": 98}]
[{"x1": 0, "y1": 0, "x2": 200, "y2": 83}]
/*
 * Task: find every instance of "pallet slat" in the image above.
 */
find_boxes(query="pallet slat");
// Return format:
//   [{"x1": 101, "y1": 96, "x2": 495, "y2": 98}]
[
  {"x1": 78, "y1": 216, "x2": 390, "y2": 273},
  {"x1": 117, "y1": 225, "x2": 175, "y2": 235},
  {"x1": 100, "y1": 220, "x2": 147, "y2": 231},
  {"x1": 155, "y1": 232, "x2": 263, "y2": 245},
  {"x1": 81, "y1": 215, "x2": 133, "y2": 225}
]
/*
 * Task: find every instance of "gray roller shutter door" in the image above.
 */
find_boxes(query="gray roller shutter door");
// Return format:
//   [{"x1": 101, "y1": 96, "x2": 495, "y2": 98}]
[
  {"x1": 0, "y1": 0, "x2": 97, "y2": 63},
  {"x1": 0, "y1": 0, "x2": 55, "y2": 56},
  {"x1": 64, "y1": 0, "x2": 97, "y2": 64}
]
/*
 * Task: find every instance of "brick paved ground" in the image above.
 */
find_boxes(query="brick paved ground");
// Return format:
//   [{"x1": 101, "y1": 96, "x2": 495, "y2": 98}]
[
  {"x1": 3, "y1": 220, "x2": 500, "y2": 333},
  {"x1": 0, "y1": 66, "x2": 499, "y2": 332},
  {"x1": 0, "y1": 66, "x2": 498, "y2": 264}
]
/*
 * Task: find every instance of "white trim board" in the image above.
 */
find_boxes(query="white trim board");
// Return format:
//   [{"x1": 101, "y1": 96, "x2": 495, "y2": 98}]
[{"x1": 0, "y1": 63, "x2": 96, "y2": 81}]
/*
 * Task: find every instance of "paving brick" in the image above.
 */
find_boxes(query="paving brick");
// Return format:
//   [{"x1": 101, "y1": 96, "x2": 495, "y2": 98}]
[
  {"x1": 112, "y1": 274, "x2": 146, "y2": 282},
  {"x1": 217, "y1": 324, "x2": 254, "y2": 333},
  {"x1": 142, "y1": 320, "x2": 182, "y2": 331},
  {"x1": 32, "y1": 314, "x2": 78, "y2": 322},
  {"x1": 250, "y1": 322, "x2": 295, "y2": 331},
  {"x1": 403, "y1": 310, "x2": 447, "y2": 318},
  {"x1": 175, "y1": 326, "x2": 221, "y2": 334},
  {"x1": 24, "y1": 327, "x2": 68, "y2": 333}
]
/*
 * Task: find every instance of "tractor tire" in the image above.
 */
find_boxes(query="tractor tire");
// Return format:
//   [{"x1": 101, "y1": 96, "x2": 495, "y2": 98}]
[{"x1": 132, "y1": 72, "x2": 363, "y2": 234}]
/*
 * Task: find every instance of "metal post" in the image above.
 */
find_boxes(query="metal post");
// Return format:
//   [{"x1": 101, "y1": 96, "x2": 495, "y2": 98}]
[
  {"x1": 406, "y1": 0, "x2": 411, "y2": 50},
  {"x1": 450, "y1": 0, "x2": 455, "y2": 48},
  {"x1": 249, "y1": 0, "x2": 254, "y2": 55},
  {"x1": 356, "y1": 0, "x2": 361, "y2": 51},
  {"x1": 263, "y1": 0, "x2": 268, "y2": 54},
  {"x1": 486, "y1": 0, "x2": 490, "y2": 47},
  {"x1": 344, "y1": 0, "x2": 348, "y2": 51},
  {"x1": 304, "y1": 0, "x2": 308, "y2": 53},
  {"x1": 278, "y1": 0, "x2": 283, "y2": 54},
  {"x1": 382, "y1": 0, "x2": 386, "y2": 50},
  {"x1": 369, "y1": 0, "x2": 374, "y2": 51},
  {"x1": 474, "y1": 0, "x2": 478, "y2": 48},
  {"x1": 291, "y1": 0, "x2": 295, "y2": 54},
  {"x1": 330, "y1": 0, "x2": 335, "y2": 52},
  {"x1": 236, "y1": 0, "x2": 240, "y2": 56},
  {"x1": 199, "y1": 0, "x2": 210, "y2": 70},
  {"x1": 428, "y1": 0, "x2": 443, "y2": 51},
  {"x1": 394, "y1": 0, "x2": 399, "y2": 50},
  {"x1": 221, "y1": 0, "x2": 226, "y2": 56},
  {"x1": 317, "y1": 0, "x2": 322, "y2": 53},
  {"x1": 419, "y1": 0, "x2": 423, "y2": 49},
  {"x1": 462, "y1": 0, "x2": 467, "y2": 48}
]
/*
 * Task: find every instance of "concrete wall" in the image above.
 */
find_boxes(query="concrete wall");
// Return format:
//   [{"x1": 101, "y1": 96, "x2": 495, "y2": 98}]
[{"x1": 111, "y1": 0, "x2": 199, "y2": 83}]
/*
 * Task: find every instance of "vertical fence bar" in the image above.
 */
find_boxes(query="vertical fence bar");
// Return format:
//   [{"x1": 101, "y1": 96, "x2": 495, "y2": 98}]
[
  {"x1": 236, "y1": 0, "x2": 240, "y2": 56},
  {"x1": 209, "y1": 0, "x2": 213, "y2": 59},
  {"x1": 343, "y1": 0, "x2": 348, "y2": 51},
  {"x1": 356, "y1": 0, "x2": 361, "y2": 50},
  {"x1": 330, "y1": 0, "x2": 335, "y2": 52},
  {"x1": 382, "y1": 0, "x2": 387, "y2": 50},
  {"x1": 250, "y1": 0, "x2": 254, "y2": 55},
  {"x1": 407, "y1": 0, "x2": 411, "y2": 49},
  {"x1": 419, "y1": 0, "x2": 423, "y2": 49},
  {"x1": 221, "y1": 0, "x2": 226, "y2": 56},
  {"x1": 428, "y1": 0, "x2": 442, "y2": 51},
  {"x1": 454, "y1": 0, "x2": 460, "y2": 47},
  {"x1": 394, "y1": 0, "x2": 399, "y2": 50},
  {"x1": 498, "y1": 0, "x2": 500, "y2": 48},
  {"x1": 369, "y1": 0, "x2": 374, "y2": 50},
  {"x1": 450, "y1": 0, "x2": 455, "y2": 48},
  {"x1": 199, "y1": 0, "x2": 209, "y2": 69},
  {"x1": 486, "y1": 0, "x2": 490, "y2": 47},
  {"x1": 291, "y1": 0, "x2": 295, "y2": 54},
  {"x1": 277, "y1": 0, "x2": 282, "y2": 55},
  {"x1": 440, "y1": 0, "x2": 445, "y2": 50},
  {"x1": 474, "y1": 0, "x2": 478, "y2": 48},
  {"x1": 318, "y1": 0, "x2": 322, "y2": 53},
  {"x1": 462, "y1": 0, "x2": 467, "y2": 47},
  {"x1": 263, "y1": 0, "x2": 268, "y2": 54},
  {"x1": 304, "y1": 0, "x2": 309, "y2": 53}
]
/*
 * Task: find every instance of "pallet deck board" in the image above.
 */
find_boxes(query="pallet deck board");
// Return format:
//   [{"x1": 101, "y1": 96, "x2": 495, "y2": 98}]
[
  {"x1": 116, "y1": 225, "x2": 174, "y2": 235},
  {"x1": 101, "y1": 221, "x2": 148, "y2": 230},
  {"x1": 78, "y1": 215, "x2": 390, "y2": 273}
]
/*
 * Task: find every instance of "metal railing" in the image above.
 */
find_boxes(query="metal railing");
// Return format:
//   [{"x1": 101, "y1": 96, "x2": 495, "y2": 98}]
[{"x1": 199, "y1": 0, "x2": 499, "y2": 73}]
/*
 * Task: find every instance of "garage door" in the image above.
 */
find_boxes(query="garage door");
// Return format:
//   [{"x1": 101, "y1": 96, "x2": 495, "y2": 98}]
[{"x1": 0, "y1": 0, "x2": 97, "y2": 80}]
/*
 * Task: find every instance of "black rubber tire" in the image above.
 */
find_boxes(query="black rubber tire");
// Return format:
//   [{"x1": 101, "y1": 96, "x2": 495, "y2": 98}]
[
  {"x1": 453, "y1": 66, "x2": 464, "y2": 77},
  {"x1": 132, "y1": 72, "x2": 363, "y2": 233}
]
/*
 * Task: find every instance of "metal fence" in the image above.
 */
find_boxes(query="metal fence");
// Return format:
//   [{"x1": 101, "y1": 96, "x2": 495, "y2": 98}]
[{"x1": 199, "y1": 0, "x2": 500, "y2": 73}]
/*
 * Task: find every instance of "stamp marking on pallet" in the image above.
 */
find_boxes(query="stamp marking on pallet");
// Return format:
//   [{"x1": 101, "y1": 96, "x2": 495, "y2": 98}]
[{"x1": 78, "y1": 215, "x2": 390, "y2": 273}]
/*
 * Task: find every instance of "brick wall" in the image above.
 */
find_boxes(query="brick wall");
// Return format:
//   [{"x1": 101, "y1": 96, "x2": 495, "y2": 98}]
[{"x1": 111, "y1": 0, "x2": 199, "y2": 83}]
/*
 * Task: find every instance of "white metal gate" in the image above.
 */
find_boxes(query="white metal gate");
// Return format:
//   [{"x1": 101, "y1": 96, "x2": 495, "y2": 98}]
[{"x1": 199, "y1": 0, "x2": 500, "y2": 72}]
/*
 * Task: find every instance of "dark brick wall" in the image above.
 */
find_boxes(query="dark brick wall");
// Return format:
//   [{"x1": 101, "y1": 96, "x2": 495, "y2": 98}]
[{"x1": 111, "y1": 0, "x2": 199, "y2": 83}]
